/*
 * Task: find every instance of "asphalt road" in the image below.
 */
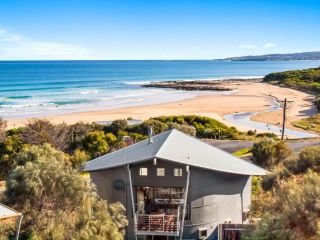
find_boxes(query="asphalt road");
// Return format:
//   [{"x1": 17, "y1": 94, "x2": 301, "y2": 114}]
[{"x1": 204, "y1": 138, "x2": 320, "y2": 153}]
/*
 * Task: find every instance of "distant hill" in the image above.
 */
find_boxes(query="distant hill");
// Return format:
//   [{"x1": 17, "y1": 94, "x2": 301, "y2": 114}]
[
  {"x1": 263, "y1": 67, "x2": 320, "y2": 94},
  {"x1": 223, "y1": 51, "x2": 320, "y2": 61}
]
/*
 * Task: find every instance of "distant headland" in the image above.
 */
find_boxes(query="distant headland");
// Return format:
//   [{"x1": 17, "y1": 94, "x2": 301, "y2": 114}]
[{"x1": 220, "y1": 51, "x2": 320, "y2": 61}]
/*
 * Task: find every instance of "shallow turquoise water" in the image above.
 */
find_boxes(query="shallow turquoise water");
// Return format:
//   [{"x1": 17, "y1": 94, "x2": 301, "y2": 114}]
[{"x1": 0, "y1": 60, "x2": 319, "y2": 119}]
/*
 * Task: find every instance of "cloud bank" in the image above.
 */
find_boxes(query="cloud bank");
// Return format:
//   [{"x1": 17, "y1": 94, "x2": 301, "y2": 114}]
[{"x1": 0, "y1": 28, "x2": 92, "y2": 60}]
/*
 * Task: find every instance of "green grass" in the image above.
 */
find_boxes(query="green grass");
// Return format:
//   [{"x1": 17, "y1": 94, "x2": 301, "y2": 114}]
[
  {"x1": 233, "y1": 147, "x2": 252, "y2": 157},
  {"x1": 294, "y1": 114, "x2": 320, "y2": 133}
]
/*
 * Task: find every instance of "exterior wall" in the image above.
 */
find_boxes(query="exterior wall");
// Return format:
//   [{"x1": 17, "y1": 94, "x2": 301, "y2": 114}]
[
  {"x1": 184, "y1": 166, "x2": 251, "y2": 240},
  {"x1": 90, "y1": 159, "x2": 188, "y2": 240},
  {"x1": 89, "y1": 160, "x2": 252, "y2": 240}
]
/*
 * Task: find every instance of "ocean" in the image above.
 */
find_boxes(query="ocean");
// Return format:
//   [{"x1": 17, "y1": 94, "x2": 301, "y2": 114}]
[{"x1": 0, "y1": 60, "x2": 320, "y2": 119}]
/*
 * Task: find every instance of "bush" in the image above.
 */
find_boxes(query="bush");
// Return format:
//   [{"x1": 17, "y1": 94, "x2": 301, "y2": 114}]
[
  {"x1": 105, "y1": 133, "x2": 117, "y2": 144},
  {"x1": 67, "y1": 121, "x2": 103, "y2": 152},
  {"x1": 244, "y1": 171, "x2": 320, "y2": 240},
  {"x1": 104, "y1": 119, "x2": 128, "y2": 134},
  {"x1": 272, "y1": 141, "x2": 292, "y2": 165},
  {"x1": 251, "y1": 140, "x2": 274, "y2": 168},
  {"x1": 0, "y1": 134, "x2": 24, "y2": 179},
  {"x1": 286, "y1": 146, "x2": 320, "y2": 175},
  {"x1": 251, "y1": 140, "x2": 291, "y2": 169},
  {"x1": 82, "y1": 131, "x2": 109, "y2": 158},
  {"x1": 4, "y1": 144, "x2": 127, "y2": 239},
  {"x1": 69, "y1": 149, "x2": 89, "y2": 169},
  {"x1": 21, "y1": 119, "x2": 69, "y2": 151},
  {"x1": 154, "y1": 115, "x2": 238, "y2": 139},
  {"x1": 167, "y1": 122, "x2": 196, "y2": 136},
  {"x1": 247, "y1": 130, "x2": 256, "y2": 136}
]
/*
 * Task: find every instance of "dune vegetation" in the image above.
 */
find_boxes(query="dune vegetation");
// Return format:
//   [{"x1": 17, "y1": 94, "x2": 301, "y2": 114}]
[
  {"x1": 243, "y1": 140, "x2": 320, "y2": 240},
  {"x1": 263, "y1": 67, "x2": 320, "y2": 134}
]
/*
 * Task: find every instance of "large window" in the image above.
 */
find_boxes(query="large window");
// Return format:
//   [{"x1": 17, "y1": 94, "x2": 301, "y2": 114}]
[
  {"x1": 174, "y1": 168, "x2": 183, "y2": 176},
  {"x1": 157, "y1": 168, "x2": 165, "y2": 176},
  {"x1": 139, "y1": 168, "x2": 148, "y2": 176}
]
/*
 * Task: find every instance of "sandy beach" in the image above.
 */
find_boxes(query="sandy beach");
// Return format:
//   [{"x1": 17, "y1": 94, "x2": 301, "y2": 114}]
[{"x1": 6, "y1": 81, "x2": 316, "y2": 133}]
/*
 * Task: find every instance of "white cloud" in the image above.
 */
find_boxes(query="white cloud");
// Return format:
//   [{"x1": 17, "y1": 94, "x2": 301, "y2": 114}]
[
  {"x1": 0, "y1": 28, "x2": 93, "y2": 60},
  {"x1": 239, "y1": 44, "x2": 257, "y2": 49},
  {"x1": 263, "y1": 43, "x2": 276, "y2": 48}
]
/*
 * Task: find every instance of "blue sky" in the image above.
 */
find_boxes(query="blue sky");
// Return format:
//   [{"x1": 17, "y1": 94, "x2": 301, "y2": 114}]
[{"x1": 0, "y1": 0, "x2": 319, "y2": 60}]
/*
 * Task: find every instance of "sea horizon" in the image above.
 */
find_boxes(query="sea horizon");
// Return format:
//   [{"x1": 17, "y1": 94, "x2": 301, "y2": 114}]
[{"x1": 1, "y1": 60, "x2": 320, "y2": 120}]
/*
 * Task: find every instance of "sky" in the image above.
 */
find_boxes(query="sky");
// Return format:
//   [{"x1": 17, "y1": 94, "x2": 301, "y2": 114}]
[{"x1": 0, "y1": 0, "x2": 319, "y2": 60}]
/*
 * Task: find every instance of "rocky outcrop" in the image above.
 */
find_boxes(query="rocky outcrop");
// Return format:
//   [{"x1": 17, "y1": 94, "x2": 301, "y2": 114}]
[{"x1": 141, "y1": 78, "x2": 262, "y2": 91}]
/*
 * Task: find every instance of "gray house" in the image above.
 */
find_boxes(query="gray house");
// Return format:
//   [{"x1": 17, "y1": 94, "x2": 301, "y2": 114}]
[{"x1": 83, "y1": 129, "x2": 266, "y2": 240}]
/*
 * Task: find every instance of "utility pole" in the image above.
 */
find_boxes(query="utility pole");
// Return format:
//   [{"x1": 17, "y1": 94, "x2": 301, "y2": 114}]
[{"x1": 279, "y1": 98, "x2": 294, "y2": 140}]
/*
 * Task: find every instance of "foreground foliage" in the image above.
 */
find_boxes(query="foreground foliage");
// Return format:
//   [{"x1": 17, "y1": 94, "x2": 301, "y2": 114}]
[
  {"x1": 0, "y1": 116, "x2": 276, "y2": 180},
  {"x1": 245, "y1": 141, "x2": 320, "y2": 240},
  {"x1": 3, "y1": 144, "x2": 127, "y2": 240},
  {"x1": 244, "y1": 171, "x2": 320, "y2": 240}
]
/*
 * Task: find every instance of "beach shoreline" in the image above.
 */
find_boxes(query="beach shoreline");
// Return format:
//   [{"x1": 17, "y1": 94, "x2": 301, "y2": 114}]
[{"x1": 6, "y1": 80, "x2": 317, "y2": 136}]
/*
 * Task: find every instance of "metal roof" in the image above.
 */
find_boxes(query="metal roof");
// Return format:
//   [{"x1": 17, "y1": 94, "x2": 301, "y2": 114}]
[
  {"x1": 83, "y1": 129, "x2": 266, "y2": 175},
  {"x1": 0, "y1": 203, "x2": 21, "y2": 220}
]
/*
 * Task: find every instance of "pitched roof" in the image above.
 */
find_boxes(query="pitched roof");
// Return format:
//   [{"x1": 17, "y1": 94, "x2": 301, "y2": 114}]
[
  {"x1": 83, "y1": 129, "x2": 266, "y2": 175},
  {"x1": 0, "y1": 203, "x2": 21, "y2": 220}
]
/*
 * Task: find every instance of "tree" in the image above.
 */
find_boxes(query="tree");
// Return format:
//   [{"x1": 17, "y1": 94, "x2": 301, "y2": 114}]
[
  {"x1": 4, "y1": 144, "x2": 127, "y2": 240},
  {"x1": 272, "y1": 141, "x2": 292, "y2": 165},
  {"x1": 141, "y1": 119, "x2": 168, "y2": 135},
  {"x1": 0, "y1": 134, "x2": 24, "y2": 179},
  {"x1": 104, "y1": 119, "x2": 128, "y2": 134},
  {"x1": 251, "y1": 140, "x2": 274, "y2": 168},
  {"x1": 82, "y1": 131, "x2": 109, "y2": 158},
  {"x1": 285, "y1": 146, "x2": 320, "y2": 175},
  {"x1": 244, "y1": 171, "x2": 320, "y2": 240},
  {"x1": 21, "y1": 119, "x2": 69, "y2": 151},
  {"x1": 69, "y1": 149, "x2": 89, "y2": 169},
  {"x1": 167, "y1": 123, "x2": 197, "y2": 136},
  {"x1": 105, "y1": 133, "x2": 117, "y2": 144},
  {"x1": 67, "y1": 122, "x2": 103, "y2": 152}
]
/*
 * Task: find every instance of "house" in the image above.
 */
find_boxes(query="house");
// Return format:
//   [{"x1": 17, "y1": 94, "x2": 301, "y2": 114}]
[
  {"x1": 0, "y1": 203, "x2": 23, "y2": 240},
  {"x1": 83, "y1": 129, "x2": 266, "y2": 240}
]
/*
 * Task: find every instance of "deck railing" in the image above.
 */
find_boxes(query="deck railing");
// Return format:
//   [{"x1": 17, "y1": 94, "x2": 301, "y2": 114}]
[{"x1": 134, "y1": 206, "x2": 181, "y2": 236}]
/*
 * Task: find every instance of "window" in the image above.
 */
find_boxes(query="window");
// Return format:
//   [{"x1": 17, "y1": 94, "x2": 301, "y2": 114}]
[
  {"x1": 174, "y1": 168, "x2": 183, "y2": 176},
  {"x1": 139, "y1": 168, "x2": 148, "y2": 176},
  {"x1": 198, "y1": 228, "x2": 208, "y2": 239},
  {"x1": 157, "y1": 168, "x2": 165, "y2": 176}
]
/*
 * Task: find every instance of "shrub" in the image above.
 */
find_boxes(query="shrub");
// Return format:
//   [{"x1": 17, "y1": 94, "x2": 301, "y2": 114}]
[
  {"x1": 251, "y1": 140, "x2": 274, "y2": 168},
  {"x1": 247, "y1": 130, "x2": 256, "y2": 136},
  {"x1": 69, "y1": 149, "x2": 89, "y2": 169},
  {"x1": 167, "y1": 122, "x2": 196, "y2": 136},
  {"x1": 104, "y1": 119, "x2": 128, "y2": 134},
  {"x1": 105, "y1": 133, "x2": 117, "y2": 144},
  {"x1": 67, "y1": 121, "x2": 103, "y2": 152},
  {"x1": 82, "y1": 131, "x2": 109, "y2": 158},
  {"x1": 4, "y1": 144, "x2": 127, "y2": 240},
  {"x1": 21, "y1": 119, "x2": 69, "y2": 151},
  {"x1": 0, "y1": 134, "x2": 24, "y2": 179},
  {"x1": 244, "y1": 171, "x2": 320, "y2": 240}
]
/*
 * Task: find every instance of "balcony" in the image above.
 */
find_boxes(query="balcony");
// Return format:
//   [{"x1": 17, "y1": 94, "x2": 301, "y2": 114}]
[
  {"x1": 135, "y1": 213, "x2": 180, "y2": 236},
  {"x1": 134, "y1": 186, "x2": 188, "y2": 236}
]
